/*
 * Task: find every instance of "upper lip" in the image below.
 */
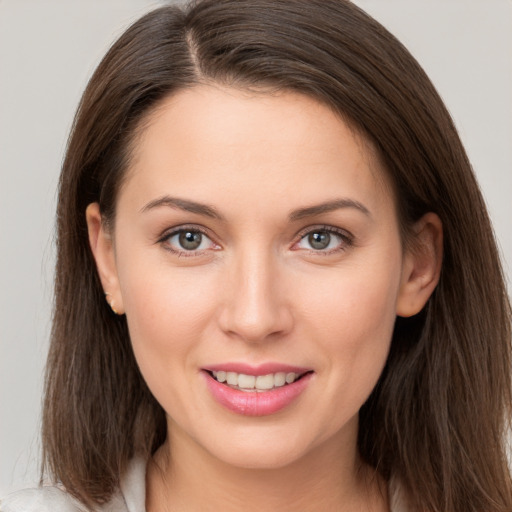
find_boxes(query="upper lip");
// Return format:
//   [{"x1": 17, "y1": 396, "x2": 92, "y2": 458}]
[{"x1": 203, "y1": 362, "x2": 312, "y2": 376}]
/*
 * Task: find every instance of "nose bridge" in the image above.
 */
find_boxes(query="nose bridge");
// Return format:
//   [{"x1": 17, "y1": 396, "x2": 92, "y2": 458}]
[{"x1": 220, "y1": 243, "x2": 291, "y2": 342}]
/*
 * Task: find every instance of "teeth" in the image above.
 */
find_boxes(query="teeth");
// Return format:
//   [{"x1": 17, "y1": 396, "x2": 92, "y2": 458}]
[
  {"x1": 226, "y1": 372, "x2": 238, "y2": 385},
  {"x1": 285, "y1": 372, "x2": 296, "y2": 384},
  {"x1": 255, "y1": 374, "x2": 274, "y2": 390},
  {"x1": 274, "y1": 372, "x2": 286, "y2": 387},
  {"x1": 238, "y1": 374, "x2": 256, "y2": 389},
  {"x1": 211, "y1": 370, "x2": 301, "y2": 391}
]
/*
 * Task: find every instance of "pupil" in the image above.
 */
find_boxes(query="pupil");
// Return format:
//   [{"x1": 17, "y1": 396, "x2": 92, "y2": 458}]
[
  {"x1": 309, "y1": 231, "x2": 330, "y2": 250},
  {"x1": 179, "y1": 231, "x2": 202, "y2": 250}
]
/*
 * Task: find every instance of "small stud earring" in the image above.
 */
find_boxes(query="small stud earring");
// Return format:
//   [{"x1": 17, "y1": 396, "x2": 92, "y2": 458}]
[{"x1": 105, "y1": 292, "x2": 121, "y2": 315}]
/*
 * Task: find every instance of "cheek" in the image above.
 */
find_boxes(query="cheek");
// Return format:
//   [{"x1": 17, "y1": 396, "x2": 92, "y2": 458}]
[
  {"x1": 302, "y1": 258, "x2": 400, "y2": 336},
  {"x1": 117, "y1": 260, "x2": 223, "y2": 419},
  {"x1": 117, "y1": 256, "x2": 219, "y2": 365},
  {"x1": 297, "y1": 253, "x2": 402, "y2": 391}
]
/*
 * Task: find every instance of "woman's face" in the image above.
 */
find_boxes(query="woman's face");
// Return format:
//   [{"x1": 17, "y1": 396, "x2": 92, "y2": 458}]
[{"x1": 89, "y1": 85, "x2": 434, "y2": 470}]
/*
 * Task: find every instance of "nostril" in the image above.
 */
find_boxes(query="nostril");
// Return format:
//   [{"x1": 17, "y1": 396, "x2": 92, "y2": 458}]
[{"x1": 218, "y1": 304, "x2": 294, "y2": 343}]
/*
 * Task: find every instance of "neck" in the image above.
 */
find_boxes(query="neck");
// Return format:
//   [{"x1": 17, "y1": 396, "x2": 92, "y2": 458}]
[{"x1": 146, "y1": 420, "x2": 388, "y2": 512}]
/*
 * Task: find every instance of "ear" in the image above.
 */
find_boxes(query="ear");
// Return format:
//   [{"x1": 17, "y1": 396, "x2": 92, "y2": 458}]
[
  {"x1": 396, "y1": 212, "x2": 443, "y2": 318},
  {"x1": 85, "y1": 203, "x2": 125, "y2": 315}
]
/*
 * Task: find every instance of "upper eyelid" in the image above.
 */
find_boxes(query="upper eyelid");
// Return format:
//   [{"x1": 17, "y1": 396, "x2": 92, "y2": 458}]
[
  {"x1": 157, "y1": 224, "x2": 213, "y2": 242},
  {"x1": 295, "y1": 224, "x2": 353, "y2": 240}
]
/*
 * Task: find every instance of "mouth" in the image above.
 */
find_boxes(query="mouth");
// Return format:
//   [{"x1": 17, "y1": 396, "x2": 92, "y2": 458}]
[
  {"x1": 206, "y1": 369, "x2": 312, "y2": 392},
  {"x1": 202, "y1": 364, "x2": 314, "y2": 416}
]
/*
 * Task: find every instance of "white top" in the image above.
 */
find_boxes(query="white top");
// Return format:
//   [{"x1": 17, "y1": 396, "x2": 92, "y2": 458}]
[
  {"x1": 0, "y1": 458, "x2": 409, "y2": 511},
  {"x1": 0, "y1": 457, "x2": 145, "y2": 512}
]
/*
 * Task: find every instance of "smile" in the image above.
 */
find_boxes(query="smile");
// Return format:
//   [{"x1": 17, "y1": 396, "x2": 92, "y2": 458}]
[
  {"x1": 203, "y1": 364, "x2": 314, "y2": 416},
  {"x1": 210, "y1": 370, "x2": 304, "y2": 392}
]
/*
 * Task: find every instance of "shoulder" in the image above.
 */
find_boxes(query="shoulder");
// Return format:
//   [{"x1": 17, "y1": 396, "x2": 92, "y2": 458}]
[
  {"x1": 0, "y1": 457, "x2": 146, "y2": 512},
  {"x1": 0, "y1": 486, "x2": 128, "y2": 512},
  {"x1": 0, "y1": 486, "x2": 87, "y2": 512}
]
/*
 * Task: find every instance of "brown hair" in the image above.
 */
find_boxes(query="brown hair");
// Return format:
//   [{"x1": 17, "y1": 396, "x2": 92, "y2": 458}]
[{"x1": 42, "y1": 1, "x2": 512, "y2": 510}]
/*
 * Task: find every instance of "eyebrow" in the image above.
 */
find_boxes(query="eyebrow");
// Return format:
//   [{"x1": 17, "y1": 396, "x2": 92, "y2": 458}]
[
  {"x1": 289, "y1": 198, "x2": 371, "y2": 221},
  {"x1": 140, "y1": 195, "x2": 370, "y2": 222},
  {"x1": 140, "y1": 196, "x2": 224, "y2": 220}
]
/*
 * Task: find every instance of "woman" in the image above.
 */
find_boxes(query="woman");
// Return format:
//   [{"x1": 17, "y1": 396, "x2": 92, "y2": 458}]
[{"x1": 2, "y1": 0, "x2": 511, "y2": 511}]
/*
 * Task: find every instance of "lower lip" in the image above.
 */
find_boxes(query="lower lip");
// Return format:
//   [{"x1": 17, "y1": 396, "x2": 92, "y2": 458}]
[{"x1": 203, "y1": 371, "x2": 313, "y2": 416}]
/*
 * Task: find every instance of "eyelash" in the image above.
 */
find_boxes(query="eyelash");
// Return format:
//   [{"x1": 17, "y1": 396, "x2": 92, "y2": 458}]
[
  {"x1": 293, "y1": 225, "x2": 354, "y2": 255},
  {"x1": 157, "y1": 224, "x2": 354, "y2": 257},
  {"x1": 157, "y1": 225, "x2": 219, "y2": 257}
]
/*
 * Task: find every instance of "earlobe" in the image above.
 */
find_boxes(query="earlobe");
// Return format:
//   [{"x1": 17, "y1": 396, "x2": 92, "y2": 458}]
[
  {"x1": 396, "y1": 212, "x2": 443, "y2": 318},
  {"x1": 85, "y1": 203, "x2": 125, "y2": 315}
]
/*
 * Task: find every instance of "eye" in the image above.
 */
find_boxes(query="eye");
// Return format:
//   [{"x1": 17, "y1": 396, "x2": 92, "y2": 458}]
[
  {"x1": 160, "y1": 228, "x2": 218, "y2": 254},
  {"x1": 295, "y1": 227, "x2": 351, "y2": 253}
]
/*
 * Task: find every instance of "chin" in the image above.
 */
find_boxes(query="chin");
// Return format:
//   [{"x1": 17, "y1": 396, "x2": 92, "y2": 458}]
[
  {"x1": 211, "y1": 443, "x2": 308, "y2": 470},
  {"x1": 194, "y1": 421, "x2": 337, "y2": 471}
]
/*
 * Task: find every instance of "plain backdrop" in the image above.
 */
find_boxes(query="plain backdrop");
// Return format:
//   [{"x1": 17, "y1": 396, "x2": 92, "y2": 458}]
[{"x1": 1, "y1": 0, "x2": 511, "y2": 494}]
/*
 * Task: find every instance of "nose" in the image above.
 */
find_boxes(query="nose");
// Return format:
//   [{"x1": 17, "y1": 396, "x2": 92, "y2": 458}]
[{"x1": 218, "y1": 248, "x2": 293, "y2": 343}]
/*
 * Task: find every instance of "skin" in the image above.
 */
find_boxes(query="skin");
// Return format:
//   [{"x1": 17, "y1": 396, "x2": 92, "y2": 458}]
[{"x1": 87, "y1": 85, "x2": 442, "y2": 511}]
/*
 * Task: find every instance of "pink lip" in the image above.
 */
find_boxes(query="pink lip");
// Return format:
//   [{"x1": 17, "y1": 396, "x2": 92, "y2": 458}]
[
  {"x1": 203, "y1": 362, "x2": 310, "y2": 376},
  {"x1": 202, "y1": 365, "x2": 313, "y2": 417}
]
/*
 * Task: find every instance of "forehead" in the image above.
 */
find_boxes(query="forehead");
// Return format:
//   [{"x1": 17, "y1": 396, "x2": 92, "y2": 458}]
[{"x1": 121, "y1": 85, "x2": 393, "y2": 216}]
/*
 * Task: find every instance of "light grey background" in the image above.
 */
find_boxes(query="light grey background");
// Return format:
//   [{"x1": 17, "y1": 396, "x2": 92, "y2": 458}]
[{"x1": 1, "y1": 0, "x2": 511, "y2": 494}]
